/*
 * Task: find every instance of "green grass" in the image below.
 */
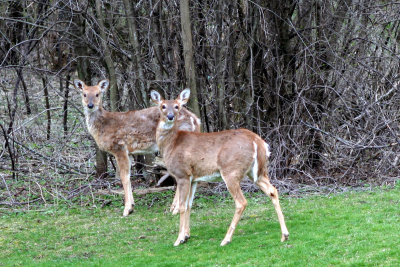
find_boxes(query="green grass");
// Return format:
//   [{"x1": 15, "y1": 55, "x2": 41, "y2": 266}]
[{"x1": 1, "y1": 186, "x2": 399, "y2": 266}]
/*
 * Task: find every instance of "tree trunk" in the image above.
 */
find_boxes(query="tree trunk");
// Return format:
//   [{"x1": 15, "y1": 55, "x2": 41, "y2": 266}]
[
  {"x1": 123, "y1": 0, "x2": 148, "y2": 107},
  {"x1": 215, "y1": 0, "x2": 227, "y2": 130},
  {"x1": 63, "y1": 74, "x2": 70, "y2": 138},
  {"x1": 244, "y1": 4, "x2": 258, "y2": 130},
  {"x1": 265, "y1": 0, "x2": 297, "y2": 108},
  {"x1": 74, "y1": 10, "x2": 108, "y2": 178},
  {"x1": 195, "y1": 5, "x2": 210, "y2": 132},
  {"x1": 20, "y1": 71, "x2": 31, "y2": 115},
  {"x1": 41, "y1": 76, "x2": 51, "y2": 140},
  {"x1": 95, "y1": 0, "x2": 120, "y2": 111},
  {"x1": 225, "y1": 1, "x2": 237, "y2": 129},
  {"x1": 179, "y1": 0, "x2": 201, "y2": 118},
  {"x1": 37, "y1": 47, "x2": 51, "y2": 140},
  {"x1": 96, "y1": 146, "x2": 108, "y2": 178},
  {"x1": 149, "y1": 1, "x2": 165, "y2": 84}
]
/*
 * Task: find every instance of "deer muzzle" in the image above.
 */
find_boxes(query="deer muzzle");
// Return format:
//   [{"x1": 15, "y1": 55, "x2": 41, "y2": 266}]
[{"x1": 167, "y1": 113, "x2": 174, "y2": 121}]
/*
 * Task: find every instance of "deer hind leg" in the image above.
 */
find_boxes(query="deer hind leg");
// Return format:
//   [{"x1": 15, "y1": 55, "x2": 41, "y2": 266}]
[
  {"x1": 174, "y1": 178, "x2": 191, "y2": 246},
  {"x1": 257, "y1": 175, "x2": 289, "y2": 242},
  {"x1": 220, "y1": 172, "x2": 247, "y2": 246},
  {"x1": 184, "y1": 181, "x2": 197, "y2": 240},
  {"x1": 115, "y1": 151, "x2": 134, "y2": 217}
]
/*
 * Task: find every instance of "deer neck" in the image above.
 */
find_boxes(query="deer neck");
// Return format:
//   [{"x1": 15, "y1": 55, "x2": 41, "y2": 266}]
[
  {"x1": 156, "y1": 119, "x2": 179, "y2": 157},
  {"x1": 84, "y1": 105, "x2": 104, "y2": 135}
]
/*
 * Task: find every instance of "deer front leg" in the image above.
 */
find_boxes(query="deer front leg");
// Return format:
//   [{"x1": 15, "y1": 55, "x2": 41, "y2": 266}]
[
  {"x1": 115, "y1": 151, "x2": 134, "y2": 217},
  {"x1": 170, "y1": 186, "x2": 180, "y2": 215},
  {"x1": 174, "y1": 178, "x2": 190, "y2": 246}
]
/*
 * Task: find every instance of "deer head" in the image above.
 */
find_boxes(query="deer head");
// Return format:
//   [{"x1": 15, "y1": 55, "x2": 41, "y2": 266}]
[
  {"x1": 150, "y1": 89, "x2": 190, "y2": 127},
  {"x1": 74, "y1": 79, "x2": 109, "y2": 111}
]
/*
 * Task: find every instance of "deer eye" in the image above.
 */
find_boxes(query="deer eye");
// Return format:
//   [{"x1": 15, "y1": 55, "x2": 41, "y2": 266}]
[
  {"x1": 95, "y1": 94, "x2": 99, "y2": 97},
  {"x1": 83, "y1": 94, "x2": 87, "y2": 97},
  {"x1": 174, "y1": 105, "x2": 179, "y2": 110},
  {"x1": 162, "y1": 105, "x2": 166, "y2": 109}
]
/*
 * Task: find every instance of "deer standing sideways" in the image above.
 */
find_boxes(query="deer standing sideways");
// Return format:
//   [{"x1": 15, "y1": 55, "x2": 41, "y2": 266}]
[
  {"x1": 151, "y1": 89, "x2": 289, "y2": 246},
  {"x1": 74, "y1": 79, "x2": 200, "y2": 216}
]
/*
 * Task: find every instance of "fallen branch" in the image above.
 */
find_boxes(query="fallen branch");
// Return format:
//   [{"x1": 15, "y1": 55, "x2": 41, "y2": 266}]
[
  {"x1": 0, "y1": 198, "x2": 41, "y2": 206},
  {"x1": 157, "y1": 171, "x2": 170, "y2": 186},
  {"x1": 97, "y1": 186, "x2": 175, "y2": 196}
]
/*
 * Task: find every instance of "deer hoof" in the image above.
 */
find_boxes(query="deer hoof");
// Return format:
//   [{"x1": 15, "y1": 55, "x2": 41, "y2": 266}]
[
  {"x1": 220, "y1": 239, "x2": 231, "y2": 246},
  {"x1": 174, "y1": 238, "x2": 186, "y2": 246},
  {"x1": 281, "y1": 233, "x2": 289, "y2": 242},
  {"x1": 123, "y1": 206, "x2": 134, "y2": 217}
]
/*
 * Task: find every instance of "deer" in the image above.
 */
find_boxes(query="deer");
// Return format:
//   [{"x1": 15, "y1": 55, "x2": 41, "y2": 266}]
[
  {"x1": 74, "y1": 79, "x2": 200, "y2": 216},
  {"x1": 150, "y1": 89, "x2": 289, "y2": 246}
]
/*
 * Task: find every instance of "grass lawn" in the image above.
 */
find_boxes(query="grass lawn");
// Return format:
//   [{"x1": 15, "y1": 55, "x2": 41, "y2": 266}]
[{"x1": 1, "y1": 185, "x2": 399, "y2": 266}]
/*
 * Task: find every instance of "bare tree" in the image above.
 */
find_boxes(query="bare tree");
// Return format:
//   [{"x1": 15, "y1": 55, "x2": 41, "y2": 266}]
[
  {"x1": 94, "y1": 0, "x2": 120, "y2": 111},
  {"x1": 179, "y1": 0, "x2": 201, "y2": 118},
  {"x1": 122, "y1": 0, "x2": 148, "y2": 107}
]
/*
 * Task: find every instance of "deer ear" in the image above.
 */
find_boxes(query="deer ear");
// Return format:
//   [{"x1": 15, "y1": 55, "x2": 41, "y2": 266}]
[
  {"x1": 179, "y1": 88, "x2": 190, "y2": 105},
  {"x1": 74, "y1": 79, "x2": 85, "y2": 91},
  {"x1": 150, "y1": 90, "x2": 162, "y2": 105},
  {"x1": 98, "y1": 79, "x2": 109, "y2": 92}
]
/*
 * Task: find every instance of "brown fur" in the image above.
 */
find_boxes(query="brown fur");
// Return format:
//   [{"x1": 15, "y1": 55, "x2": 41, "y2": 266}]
[
  {"x1": 151, "y1": 89, "x2": 289, "y2": 246},
  {"x1": 159, "y1": 129, "x2": 264, "y2": 179},
  {"x1": 75, "y1": 80, "x2": 200, "y2": 216},
  {"x1": 88, "y1": 106, "x2": 197, "y2": 154}
]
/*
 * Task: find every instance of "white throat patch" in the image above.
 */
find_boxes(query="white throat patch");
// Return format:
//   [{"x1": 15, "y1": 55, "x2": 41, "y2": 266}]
[
  {"x1": 84, "y1": 107, "x2": 99, "y2": 133},
  {"x1": 159, "y1": 120, "x2": 174, "y2": 130}
]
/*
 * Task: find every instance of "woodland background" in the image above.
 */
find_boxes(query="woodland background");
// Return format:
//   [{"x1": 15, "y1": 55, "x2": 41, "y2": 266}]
[{"x1": 0, "y1": 0, "x2": 399, "y2": 206}]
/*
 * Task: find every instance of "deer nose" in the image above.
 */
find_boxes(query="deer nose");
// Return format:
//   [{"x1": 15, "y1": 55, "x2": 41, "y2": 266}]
[
  {"x1": 87, "y1": 103, "x2": 94, "y2": 109},
  {"x1": 167, "y1": 113, "x2": 174, "y2": 121}
]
